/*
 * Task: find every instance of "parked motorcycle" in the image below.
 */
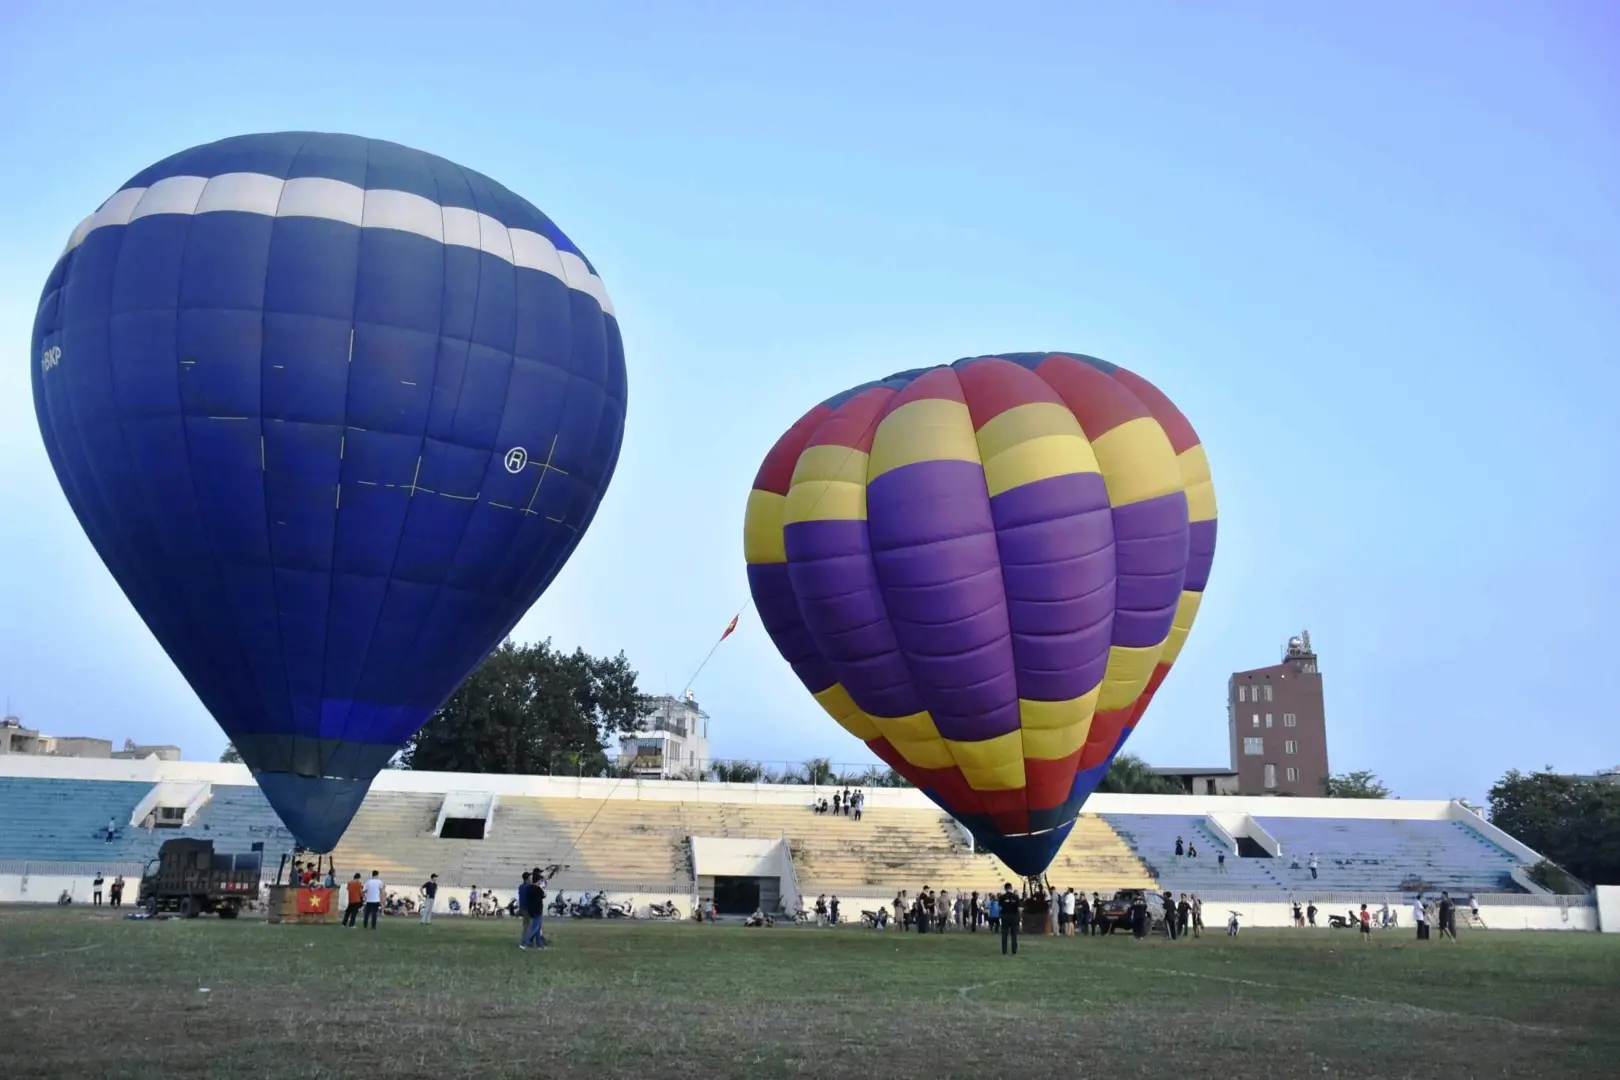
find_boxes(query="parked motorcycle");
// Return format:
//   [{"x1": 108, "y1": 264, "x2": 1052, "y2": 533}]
[{"x1": 647, "y1": 899, "x2": 682, "y2": 920}]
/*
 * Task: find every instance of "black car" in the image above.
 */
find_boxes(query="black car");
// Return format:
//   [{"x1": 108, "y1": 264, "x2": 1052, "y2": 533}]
[{"x1": 1093, "y1": 888, "x2": 1167, "y2": 934}]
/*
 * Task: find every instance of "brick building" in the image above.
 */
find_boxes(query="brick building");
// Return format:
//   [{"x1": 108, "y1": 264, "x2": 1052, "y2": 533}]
[{"x1": 1226, "y1": 632, "x2": 1329, "y2": 796}]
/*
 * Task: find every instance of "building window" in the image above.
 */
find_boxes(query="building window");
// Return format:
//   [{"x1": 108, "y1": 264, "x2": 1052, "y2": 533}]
[
  {"x1": 1264, "y1": 764, "x2": 1277, "y2": 789},
  {"x1": 1243, "y1": 737, "x2": 1263, "y2": 756},
  {"x1": 1252, "y1": 713, "x2": 1260, "y2": 728},
  {"x1": 1238, "y1": 685, "x2": 1247, "y2": 702},
  {"x1": 1263, "y1": 684, "x2": 1274, "y2": 702},
  {"x1": 1285, "y1": 740, "x2": 1298, "y2": 754},
  {"x1": 1286, "y1": 767, "x2": 1299, "y2": 782},
  {"x1": 1284, "y1": 713, "x2": 1297, "y2": 727},
  {"x1": 1265, "y1": 713, "x2": 1273, "y2": 728}
]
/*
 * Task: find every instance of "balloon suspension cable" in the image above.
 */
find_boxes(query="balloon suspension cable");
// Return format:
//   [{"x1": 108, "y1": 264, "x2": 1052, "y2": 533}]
[{"x1": 677, "y1": 402, "x2": 891, "y2": 698}]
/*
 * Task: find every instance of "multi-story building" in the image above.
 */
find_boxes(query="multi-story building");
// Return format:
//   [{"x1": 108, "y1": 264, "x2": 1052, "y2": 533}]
[
  {"x1": 618, "y1": 692, "x2": 710, "y2": 778},
  {"x1": 1226, "y1": 632, "x2": 1329, "y2": 796},
  {"x1": 0, "y1": 714, "x2": 181, "y2": 761}
]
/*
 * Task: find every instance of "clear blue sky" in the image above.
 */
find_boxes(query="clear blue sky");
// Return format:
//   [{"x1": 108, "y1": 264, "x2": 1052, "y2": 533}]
[{"x1": 1, "y1": 1, "x2": 1615, "y2": 802}]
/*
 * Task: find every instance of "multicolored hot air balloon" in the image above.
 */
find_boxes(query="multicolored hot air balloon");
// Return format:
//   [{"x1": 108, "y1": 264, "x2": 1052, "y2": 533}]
[
  {"x1": 744, "y1": 353, "x2": 1214, "y2": 877},
  {"x1": 32, "y1": 133, "x2": 626, "y2": 852}
]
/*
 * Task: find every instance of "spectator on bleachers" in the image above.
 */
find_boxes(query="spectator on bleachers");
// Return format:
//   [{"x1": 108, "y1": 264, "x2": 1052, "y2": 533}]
[
  {"x1": 105, "y1": 817, "x2": 117, "y2": 843},
  {"x1": 1175, "y1": 836, "x2": 1184, "y2": 859},
  {"x1": 1187, "y1": 841, "x2": 1198, "y2": 858},
  {"x1": 1217, "y1": 850, "x2": 1227, "y2": 873},
  {"x1": 1309, "y1": 853, "x2": 1319, "y2": 880}
]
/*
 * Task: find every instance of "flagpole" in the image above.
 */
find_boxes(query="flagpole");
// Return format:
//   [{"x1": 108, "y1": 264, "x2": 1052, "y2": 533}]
[{"x1": 680, "y1": 604, "x2": 752, "y2": 698}]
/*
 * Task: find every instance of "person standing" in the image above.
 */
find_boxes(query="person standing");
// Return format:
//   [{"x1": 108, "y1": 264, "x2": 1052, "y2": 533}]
[
  {"x1": 1438, "y1": 892, "x2": 1457, "y2": 942},
  {"x1": 1217, "y1": 850, "x2": 1227, "y2": 873},
  {"x1": 109, "y1": 875, "x2": 125, "y2": 908},
  {"x1": 342, "y1": 873, "x2": 364, "y2": 927},
  {"x1": 420, "y1": 874, "x2": 439, "y2": 924},
  {"x1": 1411, "y1": 894, "x2": 1429, "y2": 940},
  {"x1": 521, "y1": 874, "x2": 547, "y2": 952},
  {"x1": 92, "y1": 872, "x2": 104, "y2": 906},
  {"x1": 1177, "y1": 894, "x2": 1191, "y2": 939},
  {"x1": 998, "y1": 883, "x2": 1022, "y2": 956},
  {"x1": 1190, "y1": 894, "x2": 1203, "y2": 938},
  {"x1": 362, "y1": 871, "x2": 384, "y2": 930},
  {"x1": 528, "y1": 866, "x2": 549, "y2": 945}
]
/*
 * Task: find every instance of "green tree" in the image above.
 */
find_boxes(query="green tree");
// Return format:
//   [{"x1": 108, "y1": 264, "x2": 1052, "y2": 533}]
[
  {"x1": 1095, "y1": 753, "x2": 1185, "y2": 795},
  {"x1": 1324, "y1": 770, "x2": 1392, "y2": 799},
  {"x1": 402, "y1": 639, "x2": 648, "y2": 775},
  {"x1": 1488, "y1": 768, "x2": 1620, "y2": 887},
  {"x1": 219, "y1": 743, "x2": 242, "y2": 764},
  {"x1": 711, "y1": 760, "x2": 765, "y2": 784}
]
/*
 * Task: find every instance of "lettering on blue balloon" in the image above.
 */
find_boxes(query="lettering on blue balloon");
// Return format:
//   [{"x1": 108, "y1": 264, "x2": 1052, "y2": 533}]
[
  {"x1": 41, "y1": 346, "x2": 61, "y2": 373},
  {"x1": 504, "y1": 447, "x2": 528, "y2": 474}
]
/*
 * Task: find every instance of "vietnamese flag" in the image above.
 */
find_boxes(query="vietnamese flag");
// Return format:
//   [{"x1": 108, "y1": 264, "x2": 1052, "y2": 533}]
[
  {"x1": 719, "y1": 614, "x2": 739, "y2": 641},
  {"x1": 297, "y1": 888, "x2": 332, "y2": 915}
]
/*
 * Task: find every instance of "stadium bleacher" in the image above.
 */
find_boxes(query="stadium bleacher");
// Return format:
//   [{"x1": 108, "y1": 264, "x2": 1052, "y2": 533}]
[
  {"x1": 0, "y1": 770, "x2": 1530, "y2": 906},
  {"x1": 1254, "y1": 817, "x2": 1522, "y2": 894},
  {"x1": 1102, "y1": 812, "x2": 1524, "y2": 895},
  {"x1": 0, "y1": 778, "x2": 293, "y2": 871}
]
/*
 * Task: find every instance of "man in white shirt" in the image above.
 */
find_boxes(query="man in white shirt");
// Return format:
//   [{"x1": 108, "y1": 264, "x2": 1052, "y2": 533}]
[
  {"x1": 1411, "y1": 895, "x2": 1429, "y2": 941},
  {"x1": 363, "y1": 871, "x2": 384, "y2": 930}
]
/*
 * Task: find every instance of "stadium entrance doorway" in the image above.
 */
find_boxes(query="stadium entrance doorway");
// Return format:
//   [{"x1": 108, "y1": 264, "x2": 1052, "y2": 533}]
[{"x1": 710, "y1": 876, "x2": 779, "y2": 916}]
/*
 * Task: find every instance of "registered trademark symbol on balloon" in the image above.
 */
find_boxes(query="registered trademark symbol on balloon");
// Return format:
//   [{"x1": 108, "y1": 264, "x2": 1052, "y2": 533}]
[{"x1": 504, "y1": 447, "x2": 528, "y2": 474}]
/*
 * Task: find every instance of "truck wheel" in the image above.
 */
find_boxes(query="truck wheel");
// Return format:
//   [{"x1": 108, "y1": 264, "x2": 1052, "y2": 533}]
[
  {"x1": 181, "y1": 896, "x2": 199, "y2": 919},
  {"x1": 218, "y1": 903, "x2": 239, "y2": 920},
  {"x1": 145, "y1": 896, "x2": 158, "y2": 917}
]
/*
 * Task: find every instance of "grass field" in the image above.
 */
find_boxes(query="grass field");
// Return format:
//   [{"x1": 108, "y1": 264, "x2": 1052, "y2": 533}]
[{"x1": 2, "y1": 909, "x2": 1616, "y2": 1079}]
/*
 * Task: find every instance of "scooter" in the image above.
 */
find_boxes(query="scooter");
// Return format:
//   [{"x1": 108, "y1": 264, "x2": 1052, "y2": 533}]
[
  {"x1": 647, "y1": 899, "x2": 682, "y2": 920},
  {"x1": 605, "y1": 897, "x2": 635, "y2": 919}
]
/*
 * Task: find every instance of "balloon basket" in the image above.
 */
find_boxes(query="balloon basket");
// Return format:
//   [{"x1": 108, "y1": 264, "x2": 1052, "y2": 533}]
[{"x1": 266, "y1": 885, "x2": 340, "y2": 925}]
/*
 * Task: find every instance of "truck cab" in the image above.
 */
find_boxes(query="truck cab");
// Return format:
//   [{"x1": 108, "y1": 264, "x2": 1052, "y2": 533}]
[{"x1": 136, "y1": 838, "x2": 262, "y2": 919}]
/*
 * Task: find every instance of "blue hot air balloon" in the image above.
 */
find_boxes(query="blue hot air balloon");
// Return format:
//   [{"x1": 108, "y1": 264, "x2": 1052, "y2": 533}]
[{"x1": 31, "y1": 133, "x2": 627, "y2": 851}]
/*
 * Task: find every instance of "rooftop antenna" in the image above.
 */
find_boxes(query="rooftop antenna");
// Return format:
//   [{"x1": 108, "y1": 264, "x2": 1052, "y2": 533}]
[{"x1": 1301, "y1": 629, "x2": 1313, "y2": 653}]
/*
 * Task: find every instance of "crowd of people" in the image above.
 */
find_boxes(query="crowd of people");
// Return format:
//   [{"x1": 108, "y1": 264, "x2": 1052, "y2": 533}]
[{"x1": 811, "y1": 786, "x2": 868, "y2": 820}]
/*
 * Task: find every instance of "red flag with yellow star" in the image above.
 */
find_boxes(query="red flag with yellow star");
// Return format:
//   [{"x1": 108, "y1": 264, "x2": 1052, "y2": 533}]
[
  {"x1": 719, "y1": 614, "x2": 739, "y2": 641},
  {"x1": 297, "y1": 888, "x2": 331, "y2": 915}
]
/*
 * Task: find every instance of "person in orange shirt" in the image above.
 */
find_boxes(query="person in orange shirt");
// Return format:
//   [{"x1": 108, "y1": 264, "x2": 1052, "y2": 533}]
[{"x1": 342, "y1": 873, "x2": 364, "y2": 928}]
